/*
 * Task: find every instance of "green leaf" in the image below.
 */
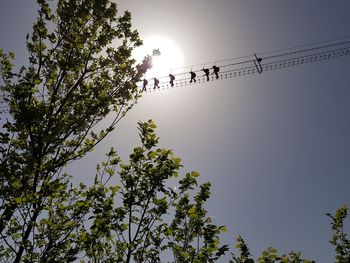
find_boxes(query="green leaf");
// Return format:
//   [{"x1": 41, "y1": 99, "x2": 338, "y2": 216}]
[
  {"x1": 166, "y1": 228, "x2": 173, "y2": 236},
  {"x1": 9, "y1": 51, "x2": 15, "y2": 59},
  {"x1": 174, "y1": 157, "x2": 181, "y2": 164},
  {"x1": 147, "y1": 151, "x2": 157, "y2": 159},
  {"x1": 270, "y1": 248, "x2": 277, "y2": 253},
  {"x1": 106, "y1": 168, "x2": 115, "y2": 176},
  {"x1": 11, "y1": 180, "x2": 22, "y2": 189},
  {"x1": 188, "y1": 206, "x2": 196, "y2": 214},
  {"x1": 191, "y1": 171, "x2": 200, "y2": 177},
  {"x1": 149, "y1": 123, "x2": 157, "y2": 129},
  {"x1": 14, "y1": 197, "x2": 27, "y2": 204},
  {"x1": 219, "y1": 226, "x2": 228, "y2": 233}
]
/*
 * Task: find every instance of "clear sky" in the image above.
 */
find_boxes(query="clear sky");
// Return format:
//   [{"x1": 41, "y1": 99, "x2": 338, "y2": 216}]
[{"x1": 1, "y1": 1, "x2": 350, "y2": 262}]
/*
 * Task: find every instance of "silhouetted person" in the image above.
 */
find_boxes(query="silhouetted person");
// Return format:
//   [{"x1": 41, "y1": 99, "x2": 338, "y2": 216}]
[
  {"x1": 169, "y1": 74, "x2": 175, "y2": 87},
  {"x1": 202, "y1": 68, "x2": 210, "y2": 81},
  {"x1": 142, "y1": 79, "x2": 148, "y2": 92},
  {"x1": 154, "y1": 78, "x2": 160, "y2": 89},
  {"x1": 212, "y1": 66, "x2": 220, "y2": 79},
  {"x1": 190, "y1": 71, "x2": 196, "y2": 83}
]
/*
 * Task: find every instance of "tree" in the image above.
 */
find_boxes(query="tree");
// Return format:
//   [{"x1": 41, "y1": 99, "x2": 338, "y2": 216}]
[
  {"x1": 1, "y1": 1, "x2": 349, "y2": 262},
  {"x1": 230, "y1": 236, "x2": 313, "y2": 263},
  {"x1": 230, "y1": 206, "x2": 350, "y2": 263},
  {"x1": 78, "y1": 120, "x2": 229, "y2": 262},
  {"x1": 0, "y1": 0, "x2": 151, "y2": 261},
  {"x1": 1, "y1": 114, "x2": 348, "y2": 262},
  {"x1": 327, "y1": 205, "x2": 350, "y2": 263},
  {"x1": 0, "y1": 118, "x2": 229, "y2": 262}
]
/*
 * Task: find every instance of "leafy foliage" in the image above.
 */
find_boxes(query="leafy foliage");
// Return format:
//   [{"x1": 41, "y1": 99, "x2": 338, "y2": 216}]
[
  {"x1": 1, "y1": 1, "x2": 349, "y2": 262},
  {"x1": 230, "y1": 206, "x2": 350, "y2": 263},
  {"x1": 327, "y1": 205, "x2": 350, "y2": 263},
  {"x1": 76, "y1": 120, "x2": 229, "y2": 262},
  {"x1": 0, "y1": 0, "x2": 151, "y2": 261},
  {"x1": 0, "y1": 119, "x2": 229, "y2": 262}
]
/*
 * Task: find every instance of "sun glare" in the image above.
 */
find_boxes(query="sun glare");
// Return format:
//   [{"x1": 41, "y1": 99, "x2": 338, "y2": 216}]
[{"x1": 134, "y1": 35, "x2": 184, "y2": 79}]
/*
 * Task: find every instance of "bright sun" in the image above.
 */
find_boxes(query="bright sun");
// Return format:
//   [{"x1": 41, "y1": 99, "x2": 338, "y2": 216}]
[{"x1": 134, "y1": 35, "x2": 184, "y2": 79}]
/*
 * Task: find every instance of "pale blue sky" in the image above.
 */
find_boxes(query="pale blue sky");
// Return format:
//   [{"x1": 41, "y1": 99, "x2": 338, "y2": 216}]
[{"x1": 1, "y1": 1, "x2": 350, "y2": 262}]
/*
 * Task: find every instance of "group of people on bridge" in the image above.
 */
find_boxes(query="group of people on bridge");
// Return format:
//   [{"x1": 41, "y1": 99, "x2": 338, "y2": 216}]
[{"x1": 142, "y1": 65, "x2": 221, "y2": 91}]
